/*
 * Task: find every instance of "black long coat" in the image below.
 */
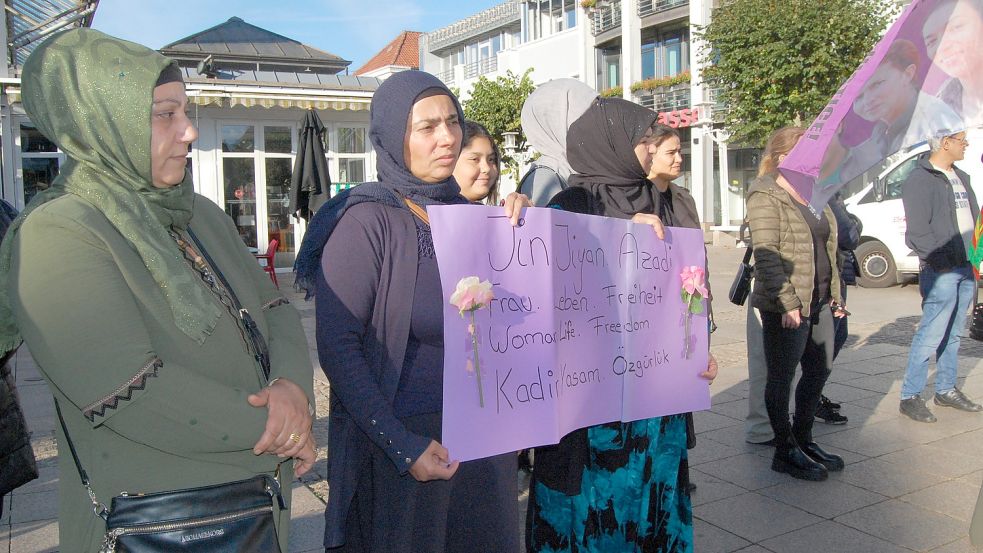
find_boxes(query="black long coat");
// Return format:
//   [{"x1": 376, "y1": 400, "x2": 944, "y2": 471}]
[{"x1": 0, "y1": 199, "x2": 37, "y2": 497}]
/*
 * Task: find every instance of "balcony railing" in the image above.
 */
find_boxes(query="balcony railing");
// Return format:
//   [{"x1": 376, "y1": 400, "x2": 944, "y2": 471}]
[
  {"x1": 638, "y1": 0, "x2": 688, "y2": 18},
  {"x1": 635, "y1": 84, "x2": 691, "y2": 111},
  {"x1": 435, "y1": 69, "x2": 455, "y2": 84},
  {"x1": 464, "y1": 56, "x2": 498, "y2": 79},
  {"x1": 590, "y1": 0, "x2": 622, "y2": 36},
  {"x1": 705, "y1": 86, "x2": 728, "y2": 120}
]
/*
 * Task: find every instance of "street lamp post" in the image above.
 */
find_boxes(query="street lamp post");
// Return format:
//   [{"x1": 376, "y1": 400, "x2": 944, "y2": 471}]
[{"x1": 501, "y1": 131, "x2": 530, "y2": 196}]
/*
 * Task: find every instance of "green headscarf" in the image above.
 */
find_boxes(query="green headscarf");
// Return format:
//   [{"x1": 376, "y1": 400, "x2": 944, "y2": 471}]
[{"x1": 0, "y1": 28, "x2": 221, "y2": 353}]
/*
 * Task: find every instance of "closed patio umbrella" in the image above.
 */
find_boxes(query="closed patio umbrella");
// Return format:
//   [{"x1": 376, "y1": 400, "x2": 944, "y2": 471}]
[{"x1": 289, "y1": 109, "x2": 332, "y2": 221}]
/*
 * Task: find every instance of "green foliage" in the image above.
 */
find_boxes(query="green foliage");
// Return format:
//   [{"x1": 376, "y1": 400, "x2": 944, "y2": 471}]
[
  {"x1": 461, "y1": 69, "x2": 536, "y2": 179},
  {"x1": 680, "y1": 289, "x2": 705, "y2": 314},
  {"x1": 699, "y1": 0, "x2": 897, "y2": 146},
  {"x1": 600, "y1": 86, "x2": 623, "y2": 98},
  {"x1": 631, "y1": 70, "x2": 691, "y2": 94},
  {"x1": 462, "y1": 68, "x2": 535, "y2": 149}
]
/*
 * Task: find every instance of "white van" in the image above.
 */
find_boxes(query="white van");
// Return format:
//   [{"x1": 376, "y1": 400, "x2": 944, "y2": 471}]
[{"x1": 844, "y1": 127, "x2": 983, "y2": 287}]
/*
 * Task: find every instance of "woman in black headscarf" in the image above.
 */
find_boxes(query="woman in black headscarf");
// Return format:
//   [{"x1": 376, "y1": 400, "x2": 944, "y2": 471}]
[
  {"x1": 526, "y1": 98, "x2": 716, "y2": 553},
  {"x1": 294, "y1": 70, "x2": 529, "y2": 553}
]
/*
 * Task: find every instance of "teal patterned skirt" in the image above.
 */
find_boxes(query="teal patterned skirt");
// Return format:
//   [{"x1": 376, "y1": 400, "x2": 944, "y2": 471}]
[{"x1": 529, "y1": 415, "x2": 693, "y2": 553}]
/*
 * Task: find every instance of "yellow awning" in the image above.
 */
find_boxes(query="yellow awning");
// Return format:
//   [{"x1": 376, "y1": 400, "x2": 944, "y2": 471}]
[
  {"x1": 3, "y1": 88, "x2": 369, "y2": 112},
  {"x1": 191, "y1": 93, "x2": 370, "y2": 111}
]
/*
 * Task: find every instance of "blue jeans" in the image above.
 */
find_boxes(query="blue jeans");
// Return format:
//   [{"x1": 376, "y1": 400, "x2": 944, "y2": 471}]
[{"x1": 901, "y1": 264, "x2": 976, "y2": 399}]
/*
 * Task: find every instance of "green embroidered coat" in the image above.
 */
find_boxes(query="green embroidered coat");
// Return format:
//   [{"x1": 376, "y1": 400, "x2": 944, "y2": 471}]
[
  {"x1": 9, "y1": 194, "x2": 313, "y2": 551},
  {"x1": 2, "y1": 29, "x2": 313, "y2": 552}
]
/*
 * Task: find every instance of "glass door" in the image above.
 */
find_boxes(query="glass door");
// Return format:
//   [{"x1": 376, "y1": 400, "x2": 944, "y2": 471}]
[
  {"x1": 221, "y1": 124, "x2": 259, "y2": 249},
  {"x1": 219, "y1": 123, "x2": 299, "y2": 268},
  {"x1": 263, "y1": 125, "x2": 297, "y2": 268}
]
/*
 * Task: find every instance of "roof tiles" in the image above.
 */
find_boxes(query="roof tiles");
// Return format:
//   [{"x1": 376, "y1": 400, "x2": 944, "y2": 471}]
[{"x1": 354, "y1": 31, "x2": 422, "y2": 75}]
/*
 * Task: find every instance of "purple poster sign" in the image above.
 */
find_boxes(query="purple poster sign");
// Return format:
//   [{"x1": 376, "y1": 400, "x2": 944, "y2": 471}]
[
  {"x1": 429, "y1": 205, "x2": 711, "y2": 462},
  {"x1": 780, "y1": 0, "x2": 981, "y2": 214}
]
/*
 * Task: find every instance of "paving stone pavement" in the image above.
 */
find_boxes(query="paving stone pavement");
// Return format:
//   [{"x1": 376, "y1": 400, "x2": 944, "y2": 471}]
[{"x1": 3, "y1": 243, "x2": 983, "y2": 552}]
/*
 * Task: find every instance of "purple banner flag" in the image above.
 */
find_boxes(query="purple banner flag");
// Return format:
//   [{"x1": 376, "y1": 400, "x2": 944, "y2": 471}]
[
  {"x1": 780, "y1": 0, "x2": 981, "y2": 214},
  {"x1": 429, "y1": 205, "x2": 711, "y2": 462}
]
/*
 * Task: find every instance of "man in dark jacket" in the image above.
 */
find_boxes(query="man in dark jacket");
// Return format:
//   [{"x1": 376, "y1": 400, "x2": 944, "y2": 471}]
[
  {"x1": 900, "y1": 131, "x2": 983, "y2": 422},
  {"x1": 814, "y1": 193, "x2": 861, "y2": 425}
]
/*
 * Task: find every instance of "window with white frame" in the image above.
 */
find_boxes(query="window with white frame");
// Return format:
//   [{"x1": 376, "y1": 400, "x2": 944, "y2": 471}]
[
  {"x1": 524, "y1": 0, "x2": 577, "y2": 41},
  {"x1": 17, "y1": 123, "x2": 64, "y2": 207},
  {"x1": 328, "y1": 125, "x2": 370, "y2": 195}
]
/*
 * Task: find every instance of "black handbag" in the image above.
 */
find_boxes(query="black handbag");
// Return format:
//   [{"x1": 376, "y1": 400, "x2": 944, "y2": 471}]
[
  {"x1": 54, "y1": 400, "x2": 285, "y2": 553},
  {"x1": 729, "y1": 246, "x2": 754, "y2": 306}
]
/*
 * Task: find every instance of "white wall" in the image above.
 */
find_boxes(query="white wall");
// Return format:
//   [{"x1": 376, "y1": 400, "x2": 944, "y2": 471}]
[{"x1": 454, "y1": 27, "x2": 585, "y2": 101}]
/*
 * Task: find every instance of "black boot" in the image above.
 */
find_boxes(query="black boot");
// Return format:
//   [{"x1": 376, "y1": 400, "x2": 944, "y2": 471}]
[
  {"x1": 772, "y1": 437, "x2": 828, "y2": 481},
  {"x1": 800, "y1": 442, "x2": 845, "y2": 472}
]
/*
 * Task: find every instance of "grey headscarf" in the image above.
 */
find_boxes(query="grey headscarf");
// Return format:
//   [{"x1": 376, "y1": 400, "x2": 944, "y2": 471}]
[{"x1": 521, "y1": 79, "x2": 599, "y2": 181}]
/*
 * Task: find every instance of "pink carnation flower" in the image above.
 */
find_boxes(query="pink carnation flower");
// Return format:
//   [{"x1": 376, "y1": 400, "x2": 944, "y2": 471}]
[
  {"x1": 449, "y1": 276, "x2": 495, "y2": 314},
  {"x1": 680, "y1": 265, "x2": 708, "y2": 298}
]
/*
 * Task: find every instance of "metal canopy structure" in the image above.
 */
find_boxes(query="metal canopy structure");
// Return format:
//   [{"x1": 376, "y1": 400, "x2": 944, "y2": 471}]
[
  {"x1": 160, "y1": 16, "x2": 350, "y2": 74},
  {"x1": 5, "y1": 0, "x2": 98, "y2": 71}
]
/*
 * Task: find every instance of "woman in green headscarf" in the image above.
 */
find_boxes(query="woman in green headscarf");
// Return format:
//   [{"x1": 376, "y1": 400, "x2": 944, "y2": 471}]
[{"x1": 0, "y1": 29, "x2": 315, "y2": 551}]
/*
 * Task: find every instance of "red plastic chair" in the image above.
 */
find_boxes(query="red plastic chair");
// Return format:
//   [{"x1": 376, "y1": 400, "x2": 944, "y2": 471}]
[{"x1": 254, "y1": 238, "x2": 279, "y2": 288}]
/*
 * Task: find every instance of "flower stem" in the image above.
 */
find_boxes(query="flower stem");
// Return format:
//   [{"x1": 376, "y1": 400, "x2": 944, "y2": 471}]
[
  {"x1": 683, "y1": 309, "x2": 692, "y2": 359},
  {"x1": 470, "y1": 311, "x2": 484, "y2": 408}
]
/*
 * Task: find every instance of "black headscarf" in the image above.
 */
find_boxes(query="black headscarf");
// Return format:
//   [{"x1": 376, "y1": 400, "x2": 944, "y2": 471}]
[
  {"x1": 566, "y1": 97, "x2": 659, "y2": 220},
  {"x1": 293, "y1": 70, "x2": 468, "y2": 295}
]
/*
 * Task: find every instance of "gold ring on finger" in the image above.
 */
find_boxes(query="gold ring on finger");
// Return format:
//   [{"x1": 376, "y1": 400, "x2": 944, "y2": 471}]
[{"x1": 289, "y1": 432, "x2": 302, "y2": 444}]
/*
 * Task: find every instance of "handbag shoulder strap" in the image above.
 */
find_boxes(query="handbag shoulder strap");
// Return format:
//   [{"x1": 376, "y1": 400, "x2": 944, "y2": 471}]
[
  {"x1": 740, "y1": 220, "x2": 753, "y2": 264},
  {"x1": 187, "y1": 228, "x2": 248, "y2": 315},
  {"x1": 403, "y1": 197, "x2": 430, "y2": 226},
  {"x1": 187, "y1": 228, "x2": 272, "y2": 380},
  {"x1": 53, "y1": 399, "x2": 108, "y2": 519}
]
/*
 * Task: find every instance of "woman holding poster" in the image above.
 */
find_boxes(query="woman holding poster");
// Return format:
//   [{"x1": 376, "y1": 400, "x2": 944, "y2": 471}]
[
  {"x1": 747, "y1": 127, "x2": 846, "y2": 482},
  {"x1": 526, "y1": 101, "x2": 717, "y2": 553},
  {"x1": 294, "y1": 70, "x2": 531, "y2": 552}
]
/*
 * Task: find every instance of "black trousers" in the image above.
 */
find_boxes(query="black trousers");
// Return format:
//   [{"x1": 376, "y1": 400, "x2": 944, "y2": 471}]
[
  {"x1": 760, "y1": 304, "x2": 834, "y2": 445},
  {"x1": 832, "y1": 283, "x2": 849, "y2": 360}
]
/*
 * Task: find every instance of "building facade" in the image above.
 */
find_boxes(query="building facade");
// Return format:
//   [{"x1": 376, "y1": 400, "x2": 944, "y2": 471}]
[
  {"x1": 0, "y1": 14, "x2": 379, "y2": 270},
  {"x1": 420, "y1": 0, "x2": 760, "y2": 227}
]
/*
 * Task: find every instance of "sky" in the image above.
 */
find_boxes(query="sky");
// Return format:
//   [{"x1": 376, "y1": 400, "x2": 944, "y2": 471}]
[{"x1": 91, "y1": 0, "x2": 503, "y2": 71}]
